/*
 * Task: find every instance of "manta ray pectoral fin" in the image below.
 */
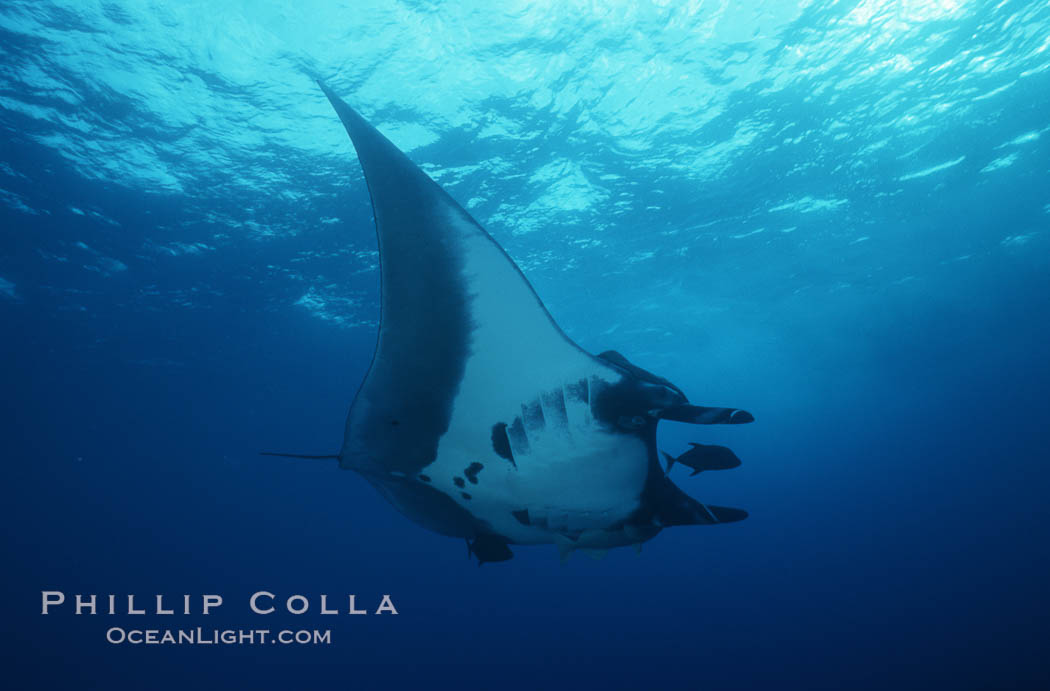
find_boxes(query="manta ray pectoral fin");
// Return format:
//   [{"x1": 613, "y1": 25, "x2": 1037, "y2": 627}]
[
  {"x1": 318, "y1": 84, "x2": 621, "y2": 482},
  {"x1": 656, "y1": 405, "x2": 755, "y2": 425},
  {"x1": 259, "y1": 452, "x2": 340, "y2": 461}
]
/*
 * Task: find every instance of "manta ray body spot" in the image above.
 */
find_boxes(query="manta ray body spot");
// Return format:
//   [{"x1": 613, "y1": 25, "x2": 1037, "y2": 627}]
[{"x1": 464, "y1": 462, "x2": 483, "y2": 484}]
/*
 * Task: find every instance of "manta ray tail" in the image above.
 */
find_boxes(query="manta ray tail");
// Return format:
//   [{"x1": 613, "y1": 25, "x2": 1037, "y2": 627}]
[{"x1": 259, "y1": 452, "x2": 340, "y2": 460}]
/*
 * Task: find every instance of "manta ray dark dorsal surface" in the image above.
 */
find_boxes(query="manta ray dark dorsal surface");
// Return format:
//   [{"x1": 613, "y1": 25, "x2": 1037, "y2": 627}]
[{"x1": 319, "y1": 81, "x2": 472, "y2": 477}]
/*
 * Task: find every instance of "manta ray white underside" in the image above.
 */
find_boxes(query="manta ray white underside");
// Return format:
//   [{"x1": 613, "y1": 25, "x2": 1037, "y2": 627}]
[{"x1": 265, "y1": 84, "x2": 753, "y2": 565}]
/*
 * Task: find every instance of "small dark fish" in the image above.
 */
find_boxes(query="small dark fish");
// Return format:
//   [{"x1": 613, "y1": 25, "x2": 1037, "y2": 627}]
[{"x1": 662, "y1": 443, "x2": 741, "y2": 476}]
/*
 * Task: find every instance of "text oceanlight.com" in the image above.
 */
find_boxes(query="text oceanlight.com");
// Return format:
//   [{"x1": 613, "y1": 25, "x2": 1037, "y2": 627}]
[{"x1": 105, "y1": 628, "x2": 331, "y2": 645}]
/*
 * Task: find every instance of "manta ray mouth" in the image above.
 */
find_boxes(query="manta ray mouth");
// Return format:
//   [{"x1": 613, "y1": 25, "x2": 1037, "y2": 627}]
[{"x1": 262, "y1": 83, "x2": 753, "y2": 565}]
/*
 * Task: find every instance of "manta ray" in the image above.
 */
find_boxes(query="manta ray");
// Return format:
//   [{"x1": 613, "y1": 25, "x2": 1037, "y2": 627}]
[{"x1": 264, "y1": 83, "x2": 752, "y2": 564}]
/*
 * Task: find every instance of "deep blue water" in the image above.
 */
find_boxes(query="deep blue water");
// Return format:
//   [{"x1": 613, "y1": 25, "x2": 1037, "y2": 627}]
[{"x1": 2, "y1": 1, "x2": 1049, "y2": 689}]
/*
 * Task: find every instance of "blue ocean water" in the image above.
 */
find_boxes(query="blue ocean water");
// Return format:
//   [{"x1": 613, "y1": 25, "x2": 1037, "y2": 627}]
[{"x1": 2, "y1": 0, "x2": 1049, "y2": 688}]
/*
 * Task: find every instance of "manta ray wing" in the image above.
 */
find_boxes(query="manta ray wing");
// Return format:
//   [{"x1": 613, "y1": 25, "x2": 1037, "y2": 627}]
[
  {"x1": 317, "y1": 84, "x2": 747, "y2": 553},
  {"x1": 320, "y1": 82, "x2": 617, "y2": 458}
]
